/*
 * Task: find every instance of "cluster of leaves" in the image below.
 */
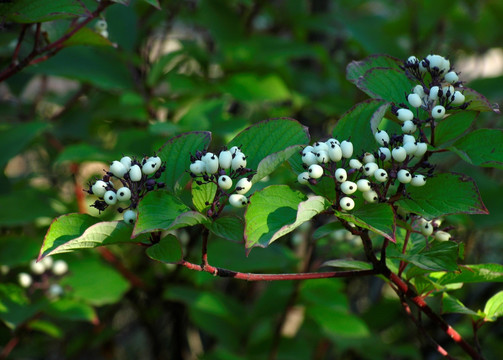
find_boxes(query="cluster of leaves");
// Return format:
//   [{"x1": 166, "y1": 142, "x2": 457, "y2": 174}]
[{"x1": 2, "y1": 1, "x2": 503, "y2": 359}]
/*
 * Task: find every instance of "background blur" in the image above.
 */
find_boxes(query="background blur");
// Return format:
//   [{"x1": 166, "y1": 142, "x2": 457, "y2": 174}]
[{"x1": 1, "y1": 0, "x2": 502, "y2": 359}]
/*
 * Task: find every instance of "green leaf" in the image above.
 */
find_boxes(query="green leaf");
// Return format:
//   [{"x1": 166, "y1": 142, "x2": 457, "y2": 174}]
[
  {"x1": 346, "y1": 54, "x2": 402, "y2": 83},
  {"x1": 322, "y1": 259, "x2": 373, "y2": 270},
  {"x1": 208, "y1": 216, "x2": 244, "y2": 242},
  {"x1": 332, "y1": 99, "x2": 389, "y2": 155},
  {"x1": 483, "y1": 291, "x2": 503, "y2": 321},
  {"x1": 56, "y1": 143, "x2": 112, "y2": 163},
  {"x1": 63, "y1": 27, "x2": 114, "y2": 47},
  {"x1": 28, "y1": 319, "x2": 62, "y2": 338},
  {"x1": 219, "y1": 73, "x2": 290, "y2": 102},
  {"x1": 463, "y1": 87, "x2": 500, "y2": 113},
  {"x1": 39, "y1": 214, "x2": 145, "y2": 260},
  {"x1": 141, "y1": 0, "x2": 161, "y2": 9},
  {"x1": 0, "y1": 189, "x2": 57, "y2": 226},
  {"x1": 111, "y1": 0, "x2": 130, "y2": 5},
  {"x1": 252, "y1": 145, "x2": 302, "y2": 183},
  {"x1": 192, "y1": 181, "x2": 217, "y2": 213},
  {"x1": 432, "y1": 264, "x2": 503, "y2": 285},
  {"x1": 0, "y1": 0, "x2": 87, "y2": 23},
  {"x1": 60, "y1": 255, "x2": 130, "y2": 306},
  {"x1": 396, "y1": 173, "x2": 488, "y2": 218},
  {"x1": 356, "y1": 68, "x2": 416, "y2": 104},
  {"x1": 46, "y1": 299, "x2": 98, "y2": 323},
  {"x1": 434, "y1": 111, "x2": 478, "y2": 147},
  {"x1": 334, "y1": 203, "x2": 395, "y2": 242},
  {"x1": 442, "y1": 293, "x2": 480, "y2": 317},
  {"x1": 390, "y1": 242, "x2": 459, "y2": 272},
  {"x1": 0, "y1": 235, "x2": 41, "y2": 267},
  {"x1": 451, "y1": 129, "x2": 503, "y2": 169},
  {"x1": 0, "y1": 121, "x2": 49, "y2": 168},
  {"x1": 245, "y1": 185, "x2": 313, "y2": 250},
  {"x1": 157, "y1": 131, "x2": 211, "y2": 193},
  {"x1": 229, "y1": 118, "x2": 309, "y2": 171},
  {"x1": 133, "y1": 191, "x2": 208, "y2": 237},
  {"x1": 146, "y1": 234, "x2": 183, "y2": 264},
  {"x1": 0, "y1": 284, "x2": 44, "y2": 329},
  {"x1": 307, "y1": 305, "x2": 370, "y2": 338}
]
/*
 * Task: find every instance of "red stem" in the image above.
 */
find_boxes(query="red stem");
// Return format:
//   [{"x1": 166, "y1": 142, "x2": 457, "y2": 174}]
[
  {"x1": 178, "y1": 260, "x2": 377, "y2": 281},
  {"x1": 0, "y1": 336, "x2": 19, "y2": 360}
]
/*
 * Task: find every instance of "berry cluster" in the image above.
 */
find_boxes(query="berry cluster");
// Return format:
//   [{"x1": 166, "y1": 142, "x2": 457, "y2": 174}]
[
  {"x1": 86, "y1": 155, "x2": 165, "y2": 224},
  {"x1": 189, "y1": 147, "x2": 254, "y2": 209},
  {"x1": 417, "y1": 217, "x2": 452, "y2": 242},
  {"x1": 15, "y1": 257, "x2": 69, "y2": 297}
]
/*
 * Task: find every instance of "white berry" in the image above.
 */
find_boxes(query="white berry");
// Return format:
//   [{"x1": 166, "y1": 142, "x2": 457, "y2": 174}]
[
  {"x1": 116, "y1": 187, "x2": 132, "y2": 202},
  {"x1": 30, "y1": 260, "x2": 45, "y2": 275},
  {"x1": 444, "y1": 71, "x2": 458, "y2": 83},
  {"x1": 374, "y1": 130, "x2": 390, "y2": 146},
  {"x1": 95, "y1": 20, "x2": 107, "y2": 31},
  {"x1": 120, "y1": 156, "x2": 132, "y2": 171},
  {"x1": 18, "y1": 272, "x2": 32, "y2": 288},
  {"x1": 363, "y1": 190, "x2": 379, "y2": 203},
  {"x1": 397, "y1": 169, "x2": 412, "y2": 184},
  {"x1": 123, "y1": 209, "x2": 137, "y2": 225},
  {"x1": 229, "y1": 194, "x2": 248, "y2": 208},
  {"x1": 374, "y1": 169, "x2": 388, "y2": 182},
  {"x1": 413, "y1": 85, "x2": 425, "y2": 97},
  {"x1": 403, "y1": 141, "x2": 418, "y2": 156},
  {"x1": 219, "y1": 151, "x2": 232, "y2": 169},
  {"x1": 129, "y1": 164, "x2": 143, "y2": 181},
  {"x1": 401, "y1": 120, "x2": 417, "y2": 134},
  {"x1": 302, "y1": 151, "x2": 317, "y2": 166},
  {"x1": 218, "y1": 175, "x2": 232, "y2": 190},
  {"x1": 52, "y1": 260, "x2": 68, "y2": 275},
  {"x1": 414, "y1": 142, "x2": 428, "y2": 157},
  {"x1": 316, "y1": 151, "x2": 329, "y2": 164},
  {"x1": 435, "y1": 231, "x2": 451, "y2": 242},
  {"x1": 363, "y1": 162, "x2": 378, "y2": 176},
  {"x1": 92, "y1": 180, "x2": 108, "y2": 197},
  {"x1": 308, "y1": 164, "x2": 324, "y2": 179},
  {"x1": 110, "y1": 161, "x2": 127, "y2": 178},
  {"x1": 392, "y1": 147, "x2": 407, "y2": 162},
  {"x1": 407, "y1": 93, "x2": 422, "y2": 108},
  {"x1": 362, "y1": 152, "x2": 376, "y2": 164},
  {"x1": 142, "y1": 160, "x2": 158, "y2": 175},
  {"x1": 326, "y1": 138, "x2": 340, "y2": 147},
  {"x1": 297, "y1": 172, "x2": 310, "y2": 185},
  {"x1": 203, "y1": 153, "x2": 220, "y2": 174},
  {"x1": 327, "y1": 144, "x2": 342, "y2": 162},
  {"x1": 432, "y1": 105, "x2": 446, "y2": 119},
  {"x1": 403, "y1": 134, "x2": 415, "y2": 144},
  {"x1": 357, "y1": 179, "x2": 371, "y2": 192},
  {"x1": 451, "y1": 91, "x2": 465, "y2": 105},
  {"x1": 313, "y1": 141, "x2": 329, "y2": 153},
  {"x1": 421, "y1": 221, "x2": 433, "y2": 236},
  {"x1": 411, "y1": 174, "x2": 426, "y2": 187},
  {"x1": 349, "y1": 159, "x2": 363, "y2": 169},
  {"x1": 340, "y1": 181, "x2": 357, "y2": 195},
  {"x1": 429, "y1": 86, "x2": 440, "y2": 101},
  {"x1": 397, "y1": 108, "x2": 413, "y2": 122},
  {"x1": 235, "y1": 178, "x2": 252, "y2": 194},
  {"x1": 339, "y1": 197, "x2": 355, "y2": 211},
  {"x1": 378, "y1": 147, "x2": 391, "y2": 161},
  {"x1": 231, "y1": 153, "x2": 247, "y2": 170},
  {"x1": 104, "y1": 190, "x2": 117, "y2": 205},
  {"x1": 340, "y1": 140, "x2": 353, "y2": 158},
  {"x1": 335, "y1": 168, "x2": 347, "y2": 182}
]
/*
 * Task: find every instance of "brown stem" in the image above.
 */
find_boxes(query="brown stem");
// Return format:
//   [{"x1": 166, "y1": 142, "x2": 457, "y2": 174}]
[
  {"x1": 12, "y1": 25, "x2": 28, "y2": 64},
  {"x1": 0, "y1": 335, "x2": 20, "y2": 360}
]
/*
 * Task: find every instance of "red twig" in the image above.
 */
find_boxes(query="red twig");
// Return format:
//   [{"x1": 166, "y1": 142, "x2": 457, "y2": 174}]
[
  {"x1": 201, "y1": 228, "x2": 209, "y2": 267},
  {"x1": 177, "y1": 260, "x2": 377, "y2": 281},
  {"x1": 11, "y1": 24, "x2": 28, "y2": 64},
  {"x1": 0, "y1": 336, "x2": 19, "y2": 360}
]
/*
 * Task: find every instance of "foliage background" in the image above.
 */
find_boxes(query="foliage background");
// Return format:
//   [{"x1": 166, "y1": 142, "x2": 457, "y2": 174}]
[{"x1": 1, "y1": 0, "x2": 502, "y2": 359}]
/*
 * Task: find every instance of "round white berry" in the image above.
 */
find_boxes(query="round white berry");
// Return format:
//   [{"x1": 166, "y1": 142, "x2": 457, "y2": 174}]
[
  {"x1": 52, "y1": 260, "x2": 68, "y2": 276},
  {"x1": 363, "y1": 190, "x2": 379, "y2": 203},
  {"x1": 231, "y1": 153, "x2": 247, "y2": 171},
  {"x1": 235, "y1": 178, "x2": 252, "y2": 194},
  {"x1": 363, "y1": 162, "x2": 378, "y2": 176},
  {"x1": 421, "y1": 221, "x2": 433, "y2": 236},
  {"x1": 326, "y1": 138, "x2": 340, "y2": 147},
  {"x1": 104, "y1": 190, "x2": 117, "y2": 205},
  {"x1": 95, "y1": 20, "x2": 107, "y2": 31},
  {"x1": 357, "y1": 179, "x2": 372, "y2": 192},
  {"x1": 41, "y1": 256, "x2": 53, "y2": 269},
  {"x1": 313, "y1": 141, "x2": 329, "y2": 153},
  {"x1": 302, "y1": 151, "x2": 317, "y2": 166},
  {"x1": 349, "y1": 159, "x2": 363, "y2": 170},
  {"x1": 339, "y1": 197, "x2": 355, "y2": 211},
  {"x1": 432, "y1": 105, "x2": 446, "y2": 119},
  {"x1": 203, "y1": 153, "x2": 219, "y2": 174},
  {"x1": 298, "y1": 172, "x2": 310, "y2": 185},
  {"x1": 123, "y1": 209, "x2": 137, "y2": 225},
  {"x1": 444, "y1": 71, "x2": 459, "y2": 84},
  {"x1": 374, "y1": 169, "x2": 388, "y2": 182},
  {"x1": 116, "y1": 187, "x2": 132, "y2": 202},
  {"x1": 451, "y1": 91, "x2": 465, "y2": 105},
  {"x1": 18, "y1": 272, "x2": 32, "y2": 288},
  {"x1": 316, "y1": 151, "x2": 329, "y2": 164},
  {"x1": 308, "y1": 164, "x2": 324, "y2": 179},
  {"x1": 49, "y1": 284, "x2": 64, "y2": 297},
  {"x1": 407, "y1": 56, "x2": 418, "y2": 65},
  {"x1": 120, "y1": 156, "x2": 132, "y2": 171},
  {"x1": 397, "y1": 108, "x2": 413, "y2": 122},
  {"x1": 374, "y1": 130, "x2": 390, "y2": 146},
  {"x1": 429, "y1": 86, "x2": 440, "y2": 101},
  {"x1": 401, "y1": 120, "x2": 417, "y2": 134},
  {"x1": 407, "y1": 93, "x2": 422, "y2": 108},
  {"x1": 418, "y1": 60, "x2": 427, "y2": 73},
  {"x1": 302, "y1": 146, "x2": 314, "y2": 156},
  {"x1": 442, "y1": 85, "x2": 454, "y2": 97},
  {"x1": 410, "y1": 174, "x2": 426, "y2": 187},
  {"x1": 110, "y1": 161, "x2": 127, "y2": 178},
  {"x1": 340, "y1": 140, "x2": 353, "y2": 158},
  {"x1": 397, "y1": 169, "x2": 412, "y2": 183},
  {"x1": 378, "y1": 147, "x2": 391, "y2": 161},
  {"x1": 327, "y1": 144, "x2": 342, "y2": 162},
  {"x1": 403, "y1": 134, "x2": 415, "y2": 144},
  {"x1": 414, "y1": 143, "x2": 428, "y2": 157},
  {"x1": 129, "y1": 164, "x2": 143, "y2": 181},
  {"x1": 362, "y1": 152, "x2": 376, "y2": 164},
  {"x1": 229, "y1": 146, "x2": 241, "y2": 155},
  {"x1": 142, "y1": 160, "x2": 158, "y2": 175},
  {"x1": 435, "y1": 231, "x2": 451, "y2": 242},
  {"x1": 413, "y1": 85, "x2": 425, "y2": 97},
  {"x1": 403, "y1": 141, "x2": 418, "y2": 156},
  {"x1": 340, "y1": 181, "x2": 357, "y2": 195},
  {"x1": 218, "y1": 150, "x2": 233, "y2": 170},
  {"x1": 30, "y1": 260, "x2": 45, "y2": 275},
  {"x1": 229, "y1": 194, "x2": 248, "y2": 208},
  {"x1": 92, "y1": 180, "x2": 108, "y2": 197},
  {"x1": 392, "y1": 147, "x2": 407, "y2": 162},
  {"x1": 335, "y1": 168, "x2": 347, "y2": 182},
  {"x1": 217, "y1": 175, "x2": 232, "y2": 190}
]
